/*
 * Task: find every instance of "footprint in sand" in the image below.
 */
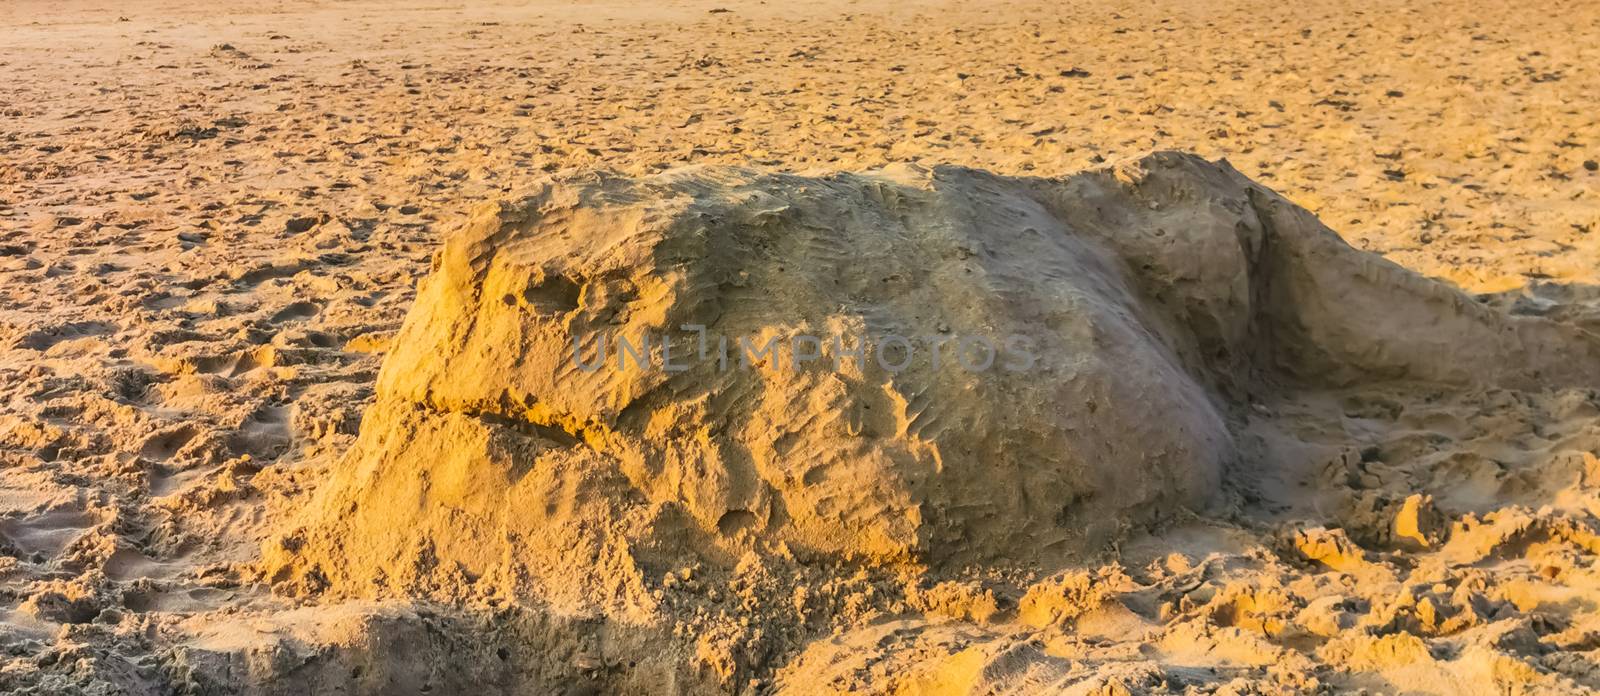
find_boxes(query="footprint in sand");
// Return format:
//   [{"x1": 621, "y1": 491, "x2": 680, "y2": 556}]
[
  {"x1": 268, "y1": 300, "x2": 321, "y2": 323},
  {"x1": 139, "y1": 423, "x2": 201, "y2": 461},
  {"x1": 0, "y1": 506, "x2": 103, "y2": 565}
]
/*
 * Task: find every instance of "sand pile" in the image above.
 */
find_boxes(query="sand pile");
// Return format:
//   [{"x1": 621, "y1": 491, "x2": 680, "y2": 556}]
[
  {"x1": 264, "y1": 152, "x2": 1599, "y2": 623},
  {"x1": 6, "y1": 1, "x2": 1600, "y2": 692},
  {"x1": 0, "y1": 143, "x2": 1594, "y2": 694}
]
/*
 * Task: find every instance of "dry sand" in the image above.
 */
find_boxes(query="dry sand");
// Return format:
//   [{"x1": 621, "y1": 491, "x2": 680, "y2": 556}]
[{"x1": 1, "y1": 0, "x2": 1599, "y2": 694}]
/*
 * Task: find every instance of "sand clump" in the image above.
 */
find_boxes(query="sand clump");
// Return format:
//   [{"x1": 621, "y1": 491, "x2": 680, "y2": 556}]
[
  {"x1": 274, "y1": 153, "x2": 1249, "y2": 589},
  {"x1": 248, "y1": 152, "x2": 1600, "y2": 692}
]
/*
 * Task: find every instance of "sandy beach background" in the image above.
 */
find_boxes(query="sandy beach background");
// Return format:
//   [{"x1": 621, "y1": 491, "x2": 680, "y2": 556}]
[{"x1": 2, "y1": 0, "x2": 1598, "y2": 693}]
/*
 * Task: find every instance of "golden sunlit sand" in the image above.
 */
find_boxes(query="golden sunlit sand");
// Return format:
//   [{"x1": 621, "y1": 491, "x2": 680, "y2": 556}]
[{"x1": 1, "y1": 0, "x2": 1598, "y2": 694}]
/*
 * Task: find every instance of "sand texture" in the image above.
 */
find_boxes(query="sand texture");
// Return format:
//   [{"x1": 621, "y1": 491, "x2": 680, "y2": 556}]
[{"x1": 2, "y1": 0, "x2": 1599, "y2": 694}]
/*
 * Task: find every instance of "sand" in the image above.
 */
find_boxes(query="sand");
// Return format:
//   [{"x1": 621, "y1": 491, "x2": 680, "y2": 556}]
[{"x1": 1, "y1": 0, "x2": 1598, "y2": 694}]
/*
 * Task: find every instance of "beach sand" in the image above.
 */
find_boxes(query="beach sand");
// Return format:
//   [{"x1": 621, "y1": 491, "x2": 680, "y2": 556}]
[{"x1": 1, "y1": 0, "x2": 1598, "y2": 693}]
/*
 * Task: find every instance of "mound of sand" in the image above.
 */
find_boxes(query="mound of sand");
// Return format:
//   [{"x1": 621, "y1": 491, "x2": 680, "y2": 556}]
[{"x1": 265, "y1": 152, "x2": 1599, "y2": 618}]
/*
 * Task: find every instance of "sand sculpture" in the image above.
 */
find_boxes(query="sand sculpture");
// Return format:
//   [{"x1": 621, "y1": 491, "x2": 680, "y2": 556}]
[{"x1": 267, "y1": 153, "x2": 1600, "y2": 616}]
